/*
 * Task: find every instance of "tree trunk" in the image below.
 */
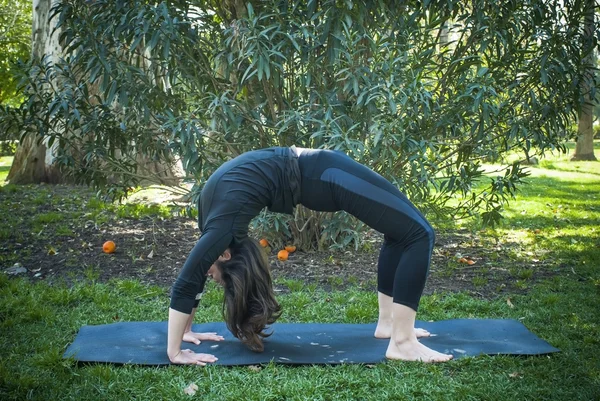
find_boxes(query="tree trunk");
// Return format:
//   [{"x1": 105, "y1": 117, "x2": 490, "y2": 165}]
[
  {"x1": 8, "y1": 0, "x2": 62, "y2": 184},
  {"x1": 134, "y1": 153, "x2": 184, "y2": 186},
  {"x1": 9, "y1": 0, "x2": 181, "y2": 185},
  {"x1": 439, "y1": 21, "x2": 449, "y2": 50},
  {"x1": 571, "y1": 0, "x2": 597, "y2": 162},
  {"x1": 6, "y1": 133, "x2": 61, "y2": 184}
]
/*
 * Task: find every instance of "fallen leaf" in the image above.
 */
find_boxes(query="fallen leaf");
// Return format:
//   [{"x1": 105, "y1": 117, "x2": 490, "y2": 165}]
[
  {"x1": 47, "y1": 247, "x2": 57, "y2": 256},
  {"x1": 147, "y1": 249, "x2": 154, "y2": 259},
  {"x1": 183, "y1": 383, "x2": 198, "y2": 396},
  {"x1": 5, "y1": 263, "x2": 27, "y2": 275},
  {"x1": 248, "y1": 365, "x2": 262, "y2": 372},
  {"x1": 466, "y1": 259, "x2": 476, "y2": 265},
  {"x1": 507, "y1": 298, "x2": 514, "y2": 308}
]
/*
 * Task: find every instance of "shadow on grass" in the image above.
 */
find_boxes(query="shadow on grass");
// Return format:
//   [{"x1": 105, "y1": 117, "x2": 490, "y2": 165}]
[
  {"x1": 517, "y1": 176, "x2": 599, "y2": 201},
  {"x1": 536, "y1": 163, "x2": 600, "y2": 177},
  {"x1": 502, "y1": 215, "x2": 599, "y2": 230}
]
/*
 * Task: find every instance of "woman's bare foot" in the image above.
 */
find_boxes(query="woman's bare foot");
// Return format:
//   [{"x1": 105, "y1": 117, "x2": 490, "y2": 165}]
[
  {"x1": 414, "y1": 328, "x2": 430, "y2": 338},
  {"x1": 384, "y1": 303, "x2": 453, "y2": 362},
  {"x1": 374, "y1": 323, "x2": 430, "y2": 339},
  {"x1": 374, "y1": 319, "x2": 392, "y2": 338},
  {"x1": 386, "y1": 338, "x2": 453, "y2": 362}
]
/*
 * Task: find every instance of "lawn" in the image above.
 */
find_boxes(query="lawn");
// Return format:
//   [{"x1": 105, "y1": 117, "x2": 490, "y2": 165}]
[
  {"x1": 0, "y1": 156, "x2": 12, "y2": 183},
  {"x1": 1, "y1": 149, "x2": 599, "y2": 400}
]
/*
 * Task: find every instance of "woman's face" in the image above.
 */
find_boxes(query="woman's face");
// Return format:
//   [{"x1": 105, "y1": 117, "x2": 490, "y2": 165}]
[{"x1": 206, "y1": 249, "x2": 231, "y2": 286}]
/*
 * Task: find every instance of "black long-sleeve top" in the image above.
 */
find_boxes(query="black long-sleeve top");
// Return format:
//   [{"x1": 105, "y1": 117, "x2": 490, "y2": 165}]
[{"x1": 169, "y1": 147, "x2": 301, "y2": 313}]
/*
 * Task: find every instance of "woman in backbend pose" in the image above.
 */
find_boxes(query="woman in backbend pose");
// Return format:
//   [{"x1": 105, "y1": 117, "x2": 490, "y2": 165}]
[{"x1": 167, "y1": 147, "x2": 453, "y2": 365}]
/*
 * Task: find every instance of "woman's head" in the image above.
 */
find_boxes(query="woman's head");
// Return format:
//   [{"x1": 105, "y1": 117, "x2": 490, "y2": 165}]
[{"x1": 215, "y1": 237, "x2": 281, "y2": 352}]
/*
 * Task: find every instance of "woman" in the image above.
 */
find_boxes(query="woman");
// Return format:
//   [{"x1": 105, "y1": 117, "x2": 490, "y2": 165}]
[{"x1": 167, "y1": 147, "x2": 453, "y2": 364}]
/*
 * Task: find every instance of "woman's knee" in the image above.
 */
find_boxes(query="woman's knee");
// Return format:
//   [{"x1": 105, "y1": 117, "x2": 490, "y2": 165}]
[{"x1": 417, "y1": 219, "x2": 435, "y2": 246}]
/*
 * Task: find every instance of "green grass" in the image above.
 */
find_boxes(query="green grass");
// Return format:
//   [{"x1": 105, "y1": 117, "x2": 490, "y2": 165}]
[
  {"x1": 0, "y1": 156, "x2": 12, "y2": 184},
  {"x1": 85, "y1": 195, "x2": 174, "y2": 223},
  {"x1": 1, "y1": 149, "x2": 599, "y2": 400},
  {"x1": 0, "y1": 273, "x2": 598, "y2": 400},
  {"x1": 491, "y1": 159, "x2": 600, "y2": 275}
]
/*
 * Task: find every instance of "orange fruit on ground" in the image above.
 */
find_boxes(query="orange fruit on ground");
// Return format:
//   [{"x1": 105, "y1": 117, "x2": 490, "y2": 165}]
[
  {"x1": 277, "y1": 249, "x2": 289, "y2": 261},
  {"x1": 284, "y1": 245, "x2": 297, "y2": 253},
  {"x1": 103, "y1": 241, "x2": 116, "y2": 254},
  {"x1": 259, "y1": 239, "x2": 269, "y2": 247}
]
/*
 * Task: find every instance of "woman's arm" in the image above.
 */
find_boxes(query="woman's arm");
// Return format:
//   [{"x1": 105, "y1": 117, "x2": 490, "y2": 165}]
[
  {"x1": 168, "y1": 229, "x2": 232, "y2": 365},
  {"x1": 168, "y1": 308, "x2": 221, "y2": 365},
  {"x1": 185, "y1": 307, "x2": 197, "y2": 332},
  {"x1": 170, "y1": 229, "x2": 232, "y2": 313},
  {"x1": 167, "y1": 307, "x2": 191, "y2": 361},
  {"x1": 182, "y1": 307, "x2": 224, "y2": 345}
]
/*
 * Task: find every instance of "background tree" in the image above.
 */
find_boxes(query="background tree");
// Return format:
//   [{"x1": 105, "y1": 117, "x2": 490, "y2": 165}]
[
  {"x1": 1, "y1": 0, "x2": 598, "y2": 248},
  {"x1": 4, "y1": 0, "x2": 63, "y2": 184},
  {"x1": 0, "y1": 0, "x2": 31, "y2": 106},
  {"x1": 5, "y1": 0, "x2": 181, "y2": 188}
]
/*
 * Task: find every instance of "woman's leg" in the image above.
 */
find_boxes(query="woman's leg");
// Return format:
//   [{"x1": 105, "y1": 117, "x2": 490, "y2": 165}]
[
  {"x1": 298, "y1": 149, "x2": 451, "y2": 362},
  {"x1": 375, "y1": 227, "x2": 451, "y2": 361},
  {"x1": 375, "y1": 292, "x2": 431, "y2": 339}
]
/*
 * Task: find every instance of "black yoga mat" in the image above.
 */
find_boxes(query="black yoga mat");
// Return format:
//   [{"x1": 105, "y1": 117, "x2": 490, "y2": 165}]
[{"x1": 63, "y1": 319, "x2": 559, "y2": 366}]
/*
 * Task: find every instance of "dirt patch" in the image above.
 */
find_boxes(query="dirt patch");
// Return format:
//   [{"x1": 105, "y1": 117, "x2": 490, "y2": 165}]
[{"x1": 1, "y1": 185, "x2": 555, "y2": 299}]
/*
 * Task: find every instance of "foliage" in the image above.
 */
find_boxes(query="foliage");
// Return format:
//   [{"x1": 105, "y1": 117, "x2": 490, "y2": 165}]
[
  {"x1": 0, "y1": 140, "x2": 17, "y2": 156},
  {"x1": 0, "y1": 0, "x2": 31, "y2": 106},
  {"x1": 0, "y1": 0, "x2": 598, "y2": 248},
  {"x1": 250, "y1": 207, "x2": 366, "y2": 251}
]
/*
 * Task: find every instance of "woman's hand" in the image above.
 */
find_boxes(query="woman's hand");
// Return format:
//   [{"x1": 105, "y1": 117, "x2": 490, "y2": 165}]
[
  {"x1": 182, "y1": 331, "x2": 225, "y2": 345},
  {"x1": 169, "y1": 349, "x2": 219, "y2": 366}
]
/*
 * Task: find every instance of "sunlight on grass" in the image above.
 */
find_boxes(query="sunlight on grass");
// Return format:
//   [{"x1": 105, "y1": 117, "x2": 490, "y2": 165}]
[
  {"x1": 124, "y1": 185, "x2": 192, "y2": 206},
  {"x1": 0, "y1": 156, "x2": 13, "y2": 184}
]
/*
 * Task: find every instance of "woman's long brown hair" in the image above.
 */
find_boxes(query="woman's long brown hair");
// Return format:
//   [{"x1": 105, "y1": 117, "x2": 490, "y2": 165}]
[{"x1": 217, "y1": 237, "x2": 281, "y2": 352}]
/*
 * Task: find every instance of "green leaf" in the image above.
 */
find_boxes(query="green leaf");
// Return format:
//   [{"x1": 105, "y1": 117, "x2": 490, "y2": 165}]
[{"x1": 106, "y1": 80, "x2": 118, "y2": 104}]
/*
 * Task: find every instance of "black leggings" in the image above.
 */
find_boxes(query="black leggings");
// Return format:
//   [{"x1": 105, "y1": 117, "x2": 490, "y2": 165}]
[{"x1": 297, "y1": 149, "x2": 434, "y2": 311}]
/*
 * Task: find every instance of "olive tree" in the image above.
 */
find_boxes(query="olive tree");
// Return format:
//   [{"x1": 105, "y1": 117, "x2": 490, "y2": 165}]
[{"x1": 1, "y1": 0, "x2": 597, "y2": 248}]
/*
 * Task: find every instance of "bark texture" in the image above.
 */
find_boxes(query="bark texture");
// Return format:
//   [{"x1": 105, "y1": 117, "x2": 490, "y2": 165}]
[
  {"x1": 571, "y1": 0, "x2": 597, "y2": 162},
  {"x1": 8, "y1": 0, "x2": 62, "y2": 184}
]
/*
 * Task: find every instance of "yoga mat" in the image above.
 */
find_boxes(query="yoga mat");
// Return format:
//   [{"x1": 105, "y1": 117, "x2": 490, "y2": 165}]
[{"x1": 63, "y1": 319, "x2": 559, "y2": 366}]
